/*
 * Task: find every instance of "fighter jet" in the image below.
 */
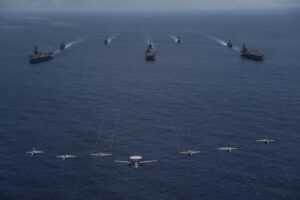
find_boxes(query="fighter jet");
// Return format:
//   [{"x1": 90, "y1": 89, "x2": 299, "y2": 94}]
[
  {"x1": 218, "y1": 146, "x2": 237, "y2": 153},
  {"x1": 179, "y1": 150, "x2": 201, "y2": 156},
  {"x1": 56, "y1": 154, "x2": 76, "y2": 161},
  {"x1": 256, "y1": 138, "x2": 274, "y2": 144},
  {"x1": 115, "y1": 155, "x2": 157, "y2": 169},
  {"x1": 91, "y1": 152, "x2": 112, "y2": 158},
  {"x1": 26, "y1": 147, "x2": 44, "y2": 156}
]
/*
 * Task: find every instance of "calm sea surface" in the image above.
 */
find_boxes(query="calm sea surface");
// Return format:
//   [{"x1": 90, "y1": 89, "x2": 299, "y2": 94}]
[{"x1": 0, "y1": 10, "x2": 300, "y2": 200}]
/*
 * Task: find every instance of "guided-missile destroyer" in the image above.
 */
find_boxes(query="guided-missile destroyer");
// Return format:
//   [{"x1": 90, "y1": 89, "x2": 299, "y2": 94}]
[
  {"x1": 104, "y1": 37, "x2": 109, "y2": 45},
  {"x1": 29, "y1": 45, "x2": 53, "y2": 64},
  {"x1": 177, "y1": 36, "x2": 182, "y2": 44},
  {"x1": 227, "y1": 40, "x2": 233, "y2": 48},
  {"x1": 241, "y1": 43, "x2": 264, "y2": 61},
  {"x1": 60, "y1": 42, "x2": 66, "y2": 50},
  {"x1": 145, "y1": 42, "x2": 156, "y2": 61}
]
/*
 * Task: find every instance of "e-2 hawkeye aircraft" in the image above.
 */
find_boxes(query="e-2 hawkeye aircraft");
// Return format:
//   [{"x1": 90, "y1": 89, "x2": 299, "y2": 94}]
[{"x1": 115, "y1": 155, "x2": 157, "y2": 169}]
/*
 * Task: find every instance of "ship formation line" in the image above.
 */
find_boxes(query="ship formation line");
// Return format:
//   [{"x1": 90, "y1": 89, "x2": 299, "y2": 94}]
[{"x1": 29, "y1": 35, "x2": 264, "y2": 64}]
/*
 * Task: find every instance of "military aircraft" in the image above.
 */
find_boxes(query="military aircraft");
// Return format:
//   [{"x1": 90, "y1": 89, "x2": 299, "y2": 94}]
[
  {"x1": 218, "y1": 146, "x2": 238, "y2": 153},
  {"x1": 56, "y1": 154, "x2": 76, "y2": 161},
  {"x1": 256, "y1": 138, "x2": 274, "y2": 144},
  {"x1": 179, "y1": 150, "x2": 201, "y2": 156},
  {"x1": 26, "y1": 147, "x2": 44, "y2": 156},
  {"x1": 91, "y1": 152, "x2": 112, "y2": 158},
  {"x1": 115, "y1": 155, "x2": 157, "y2": 169}
]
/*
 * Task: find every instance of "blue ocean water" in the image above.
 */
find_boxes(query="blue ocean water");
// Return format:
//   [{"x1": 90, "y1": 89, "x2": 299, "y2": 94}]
[{"x1": 0, "y1": 10, "x2": 300, "y2": 200}]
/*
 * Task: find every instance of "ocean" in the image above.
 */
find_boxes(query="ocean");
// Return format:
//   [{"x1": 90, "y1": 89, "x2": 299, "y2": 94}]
[{"x1": 0, "y1": 9, "x2": 300, "y2": 200}]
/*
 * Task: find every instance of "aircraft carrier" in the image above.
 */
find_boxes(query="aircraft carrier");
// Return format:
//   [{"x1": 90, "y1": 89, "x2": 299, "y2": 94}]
[
  {"x1": 29, "y1": 46, "x2": 53, "y2": 64},
  {"x1": 241, "y1": 43, "x2": 264, "y2": 61}
]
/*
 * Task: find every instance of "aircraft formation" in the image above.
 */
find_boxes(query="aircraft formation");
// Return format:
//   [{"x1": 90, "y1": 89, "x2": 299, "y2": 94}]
[{"x1": 26, "y1": 138, "x2": 274, "y2": 169}]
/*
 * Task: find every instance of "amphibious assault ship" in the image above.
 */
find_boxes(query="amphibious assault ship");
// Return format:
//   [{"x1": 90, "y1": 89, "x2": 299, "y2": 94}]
[
  {"x1": 145, "y1": 42, "x2": 156, "y2": 61},
  {"x1": 29, "y1": 45, "x2": 53, "y2": 64},
  {"x1": 241, "y1": 43, "x2": 264, "y2": 61}
]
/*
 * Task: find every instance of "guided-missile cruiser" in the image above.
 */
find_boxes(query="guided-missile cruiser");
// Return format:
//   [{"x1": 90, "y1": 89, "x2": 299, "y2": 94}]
[
  {"x1": 241, "y1": 43, "x2": 264, "y2": 61},
  {"x1": 227, "y1": 40, "x2": 233, "y2": 48},
  {"x1": 29, "y1": 45, "x2": 53, "y2": 64},
  {"x1": 60, "y1": 42, "x2": 66, "y2": 51},
  {"x1": 145, "y1": 42, "x2": 156, "y2": 61}
]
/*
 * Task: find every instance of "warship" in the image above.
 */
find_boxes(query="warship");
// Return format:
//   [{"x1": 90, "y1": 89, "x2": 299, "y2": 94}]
[
  {"x1": 145, "y1": 42, "x2": 156, "y2": 61},
  {"x1": 104, "y1": 37, "x2": 109, "y2": 45},
  {"x1": 241, "y1": 43, "x2": 264, "y2": 61},
  {"x1": 29, "y1": 45, "x2": 53, "y2": 64},
  {"x1": 60, "y1": 42, "x2": 66, "y2": 50},
  {"x1": 227, "y1": 40, "x2": 233, "y2": 48},
  {"x1": 177, "y1": 37, "x2": 182, "y2": 44}
]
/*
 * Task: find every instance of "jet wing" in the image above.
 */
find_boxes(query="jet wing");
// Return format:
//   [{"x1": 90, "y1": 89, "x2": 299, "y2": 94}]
[
  {"x1": 180, "y1": 150, "x2": 200, "y2": 154},
  {"x1": 91, "y1": 153, "x2": 100, "y2": 156},
  {"x1": 66, "y1": 155, "x2": 76, "y2": 158},
  {"x1": 91, "y1": 153, "x2": 112, "y2": 156},
  {"x1": 56, "y1": 155, "x2": 65, "y2": 158},
  {"x1": 114, "y1": 160, "x2": 130, "y2": 164},
  {"x1": 218, "y1": 147, "x2": 237, "y2": 151},
  {"x1": 179, "y1": 151, "x2": 189, "y2": 154},
  {"x1": 141, "y1": 160, "x2": 157, "y2": 163},
  {"x1": 101, "y1": 153, "x2": 112, "y2": 156}
]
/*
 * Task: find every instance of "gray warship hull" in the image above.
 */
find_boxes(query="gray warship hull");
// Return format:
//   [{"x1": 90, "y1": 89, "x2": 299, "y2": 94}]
[{"x1": 29, "y1": 52, "x2": 53, "y2": 64}]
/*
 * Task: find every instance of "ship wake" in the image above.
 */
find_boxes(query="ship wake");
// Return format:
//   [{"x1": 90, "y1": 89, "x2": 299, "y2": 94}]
[
  {"x1": 65, "y1": 39, "x2": 84, "y2": 49},
  {"x1": 206, "y1": 35, "x2": 227, "y2": 46},
  {"x1": 233, "y1": 46, "x2": 241, "y2": 52},
  {"x1": 52, "y1": 38, "x2": 84, "y2": 56},
  {"x1": 106, "y1": 35, "x2": 118, "y2": 44},
  {"x1": 206, "y1": 35, "x2": 240, "y2": 52},
  {"x1": 170, "y1": 35, "x2": 179, "y2": 43}
]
